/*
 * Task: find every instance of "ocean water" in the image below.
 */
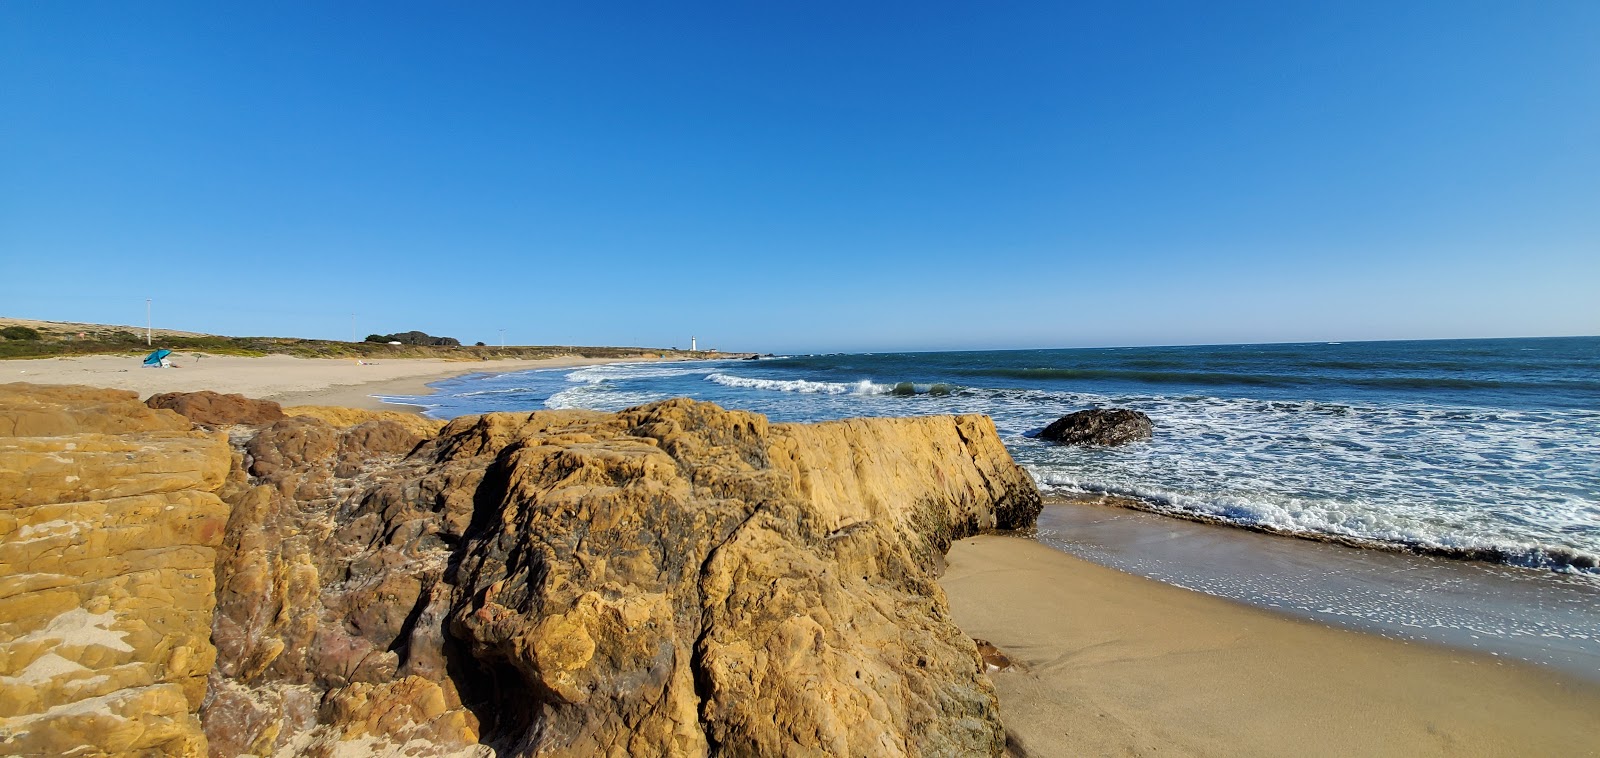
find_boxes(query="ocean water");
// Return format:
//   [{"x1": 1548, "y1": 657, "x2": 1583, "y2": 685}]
[{"x1": 389, "y1": 337, "x2": 1600, "y2": 579}]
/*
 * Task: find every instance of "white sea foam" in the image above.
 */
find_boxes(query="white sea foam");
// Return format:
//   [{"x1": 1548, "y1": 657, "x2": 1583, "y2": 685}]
[
  {"x1": 565, "y1": 362, "x2": 716, "y2": 384},
  {"x1": 705, "y1": 373, "x2": 893, "y2": 395},
  {"x1": 1033, "y1": 472, "x2": 1598, "y2": 566},
  {"x1": 545, "y1": 384, "x2": 670, "y2": 411},
  {"x1": 1016, "y1": 394, "x2": 1600, "y2": 576},
  {"x1": 455, "y1": 387, "x2": 539, "y2": 397}
]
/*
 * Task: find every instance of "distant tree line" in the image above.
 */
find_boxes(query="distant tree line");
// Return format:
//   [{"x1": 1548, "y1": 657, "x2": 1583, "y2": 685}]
[{"x1": 364, "y1": 330, "x2": 460, "y2": 346}]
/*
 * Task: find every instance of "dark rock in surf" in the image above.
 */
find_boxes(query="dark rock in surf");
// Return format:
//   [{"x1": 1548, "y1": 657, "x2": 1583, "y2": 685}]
[{"x1": 1038, "y1": 409, "x2": 1153, "y2": 446}]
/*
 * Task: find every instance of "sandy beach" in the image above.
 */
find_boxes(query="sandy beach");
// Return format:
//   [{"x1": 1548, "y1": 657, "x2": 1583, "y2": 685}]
[
  {"x1": 1, "y1": 352, "x2": 672, "y2": 412},
  {"x1": 940, "y1": 534, "x2": 1600, "y2": 756}
]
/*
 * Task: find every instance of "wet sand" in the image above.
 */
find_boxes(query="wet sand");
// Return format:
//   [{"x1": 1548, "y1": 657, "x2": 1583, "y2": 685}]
[
  {"x1": 940, "y1": 534, "x2": 1600, "y2": 757},
  {"x1": 2, "y1": 353, "x2": 672, "y2": 412},
  {"x1": 1034, "y1": 499, "x2": 1600, "y2": 682}
]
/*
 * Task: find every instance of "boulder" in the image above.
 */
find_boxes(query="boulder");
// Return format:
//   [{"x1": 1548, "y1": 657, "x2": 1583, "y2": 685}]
[
  {"x1": 147, "y1": 390, "x2": 285, "y2": 426},
  {"x1": 1037, "y1": 408, "x2": 1153, "y2": 446}
]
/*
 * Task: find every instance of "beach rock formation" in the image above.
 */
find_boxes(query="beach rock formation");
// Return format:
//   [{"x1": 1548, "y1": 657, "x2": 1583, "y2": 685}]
[
  {"x1": 0, "y1": 383, "x2": 1042, "y2": 756},
  {"x1": 147, "y1": 389, "x2": 286, "y2": 427},
  {"x1": 282, "y1": 404, "x2": 446, "y2": 439},
  {"x1": 208, "y1": 399, "x2": 1039, "y2": 756},
  {"x1": 0, "y1": 384, "x2": 232, "y2": 756},
  {"x1": 1037, "y1": 408, "x2": 1153, "y2": 446}
]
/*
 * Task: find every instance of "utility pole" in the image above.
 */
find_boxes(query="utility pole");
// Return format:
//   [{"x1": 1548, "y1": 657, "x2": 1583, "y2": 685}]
[
  {"x1": 145, "y1": 299, "x2": 152, "y2": 346},
  {"x1": 499, "y1": 329, "x2": 505, "y2": 348}
]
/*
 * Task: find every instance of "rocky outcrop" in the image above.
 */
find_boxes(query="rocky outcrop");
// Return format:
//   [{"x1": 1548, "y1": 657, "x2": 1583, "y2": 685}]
[
  {"x1": 1037, "y1": 408, "x2": 1154, "y2": 446},
  {"x1": 282, "y1": 404, "x2": 446, "y2": 439},
  {"x1": 208, "y1": 398, "x2": 1039, "y2": 756},
  {"x1": 0, "y1": 384, "x2": 1042, "y2": 756},
  {"x1": 147, "y1": 390, "x2": 286, "y2": 427},
  {"x1": 0, "y1": 382, "x2": 193, "y2": 437},
  {"x1": 199, "y1": 409, "x2": 475, "y2": 757},
  {"x1": 0, "y1": 384, "x2": 233, "y2": 757}
]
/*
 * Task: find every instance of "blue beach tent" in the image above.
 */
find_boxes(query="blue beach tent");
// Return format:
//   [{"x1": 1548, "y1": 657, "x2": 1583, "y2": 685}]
[{"x1": 142, "y1": 349, "x2": 172, "y2": 368}]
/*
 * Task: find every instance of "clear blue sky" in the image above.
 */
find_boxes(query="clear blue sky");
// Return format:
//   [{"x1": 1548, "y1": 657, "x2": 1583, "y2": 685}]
[{"x1": 3, "y1": 1, "x2": 1596, "y2": 353}]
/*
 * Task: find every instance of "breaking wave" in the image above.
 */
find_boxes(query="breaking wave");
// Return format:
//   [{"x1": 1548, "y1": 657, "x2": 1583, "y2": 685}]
[
  {"x1": 705, "y1": 373, "x2": 892, "y2": 395},
  {"x1": 705, "y1": 373, "x2": 958, "y2": 397}
]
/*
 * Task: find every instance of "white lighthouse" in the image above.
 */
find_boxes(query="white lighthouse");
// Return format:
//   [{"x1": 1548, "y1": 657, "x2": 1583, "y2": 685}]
[{"x1": 691, "y1": 336, "x2": 697, "y2": 352}]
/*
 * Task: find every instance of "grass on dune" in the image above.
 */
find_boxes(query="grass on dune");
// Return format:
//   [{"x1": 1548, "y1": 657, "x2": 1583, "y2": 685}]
[{"x1": 0, "y1": 325, "x2": 704, "y2": 362}]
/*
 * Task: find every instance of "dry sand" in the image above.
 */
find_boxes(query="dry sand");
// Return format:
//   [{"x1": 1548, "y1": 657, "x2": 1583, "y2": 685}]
[
  {"x1": 940, "y1": 534, "x2": 1600, "y2": 757},
  {"x1": 2, "y1": 353, "x2": 667, "y2": 412}
]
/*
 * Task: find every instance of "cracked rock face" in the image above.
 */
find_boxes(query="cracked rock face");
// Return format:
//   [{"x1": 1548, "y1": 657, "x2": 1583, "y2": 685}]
[
  {"x1": 2, "y1": 385, "x2": 1042, "y2": 757},
  {"x1": 212, "y1": 399, "x2": 1040, "y2": 756}
]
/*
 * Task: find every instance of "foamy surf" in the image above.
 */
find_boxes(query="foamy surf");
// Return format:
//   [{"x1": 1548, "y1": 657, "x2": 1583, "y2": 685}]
[
  {"x1": 705, "y1": 372, "x2": 957, "y2": 396},
  {"x1": 1029, "y1": 471, "x2": 1600, "y2": 576},
  {"x1": 705, "y1": 373, "x2": 893, "y2": 395},
  {"x1": 564, "y1": 362, "x2": 717, "y2": 384}
]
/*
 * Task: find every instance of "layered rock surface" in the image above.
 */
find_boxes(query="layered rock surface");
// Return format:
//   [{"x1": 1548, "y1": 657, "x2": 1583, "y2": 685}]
[
  {"x1": 0, "y1": 384, "x2": 232, "y2": 756},
  {"x1": 2, "y1": 384, "x2": 1042, "y2": 756}
]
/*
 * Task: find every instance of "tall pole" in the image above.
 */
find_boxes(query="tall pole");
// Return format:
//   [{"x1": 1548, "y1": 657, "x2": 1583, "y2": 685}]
[
  {"x1": 499, "y1": 329, "x2": 505, "y2": 348},
  {"x1": 351, "y1": 313, "x2": 356, "y2": 342},
  {"x1": 145, "y1": 299, "x2": 152, "y2": 346}
]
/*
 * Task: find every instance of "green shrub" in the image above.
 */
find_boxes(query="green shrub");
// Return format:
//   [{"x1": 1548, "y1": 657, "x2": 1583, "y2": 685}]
[
  {"x1": 365, "y1": 330, "x2": 460, "y2": 346},
  {"x1": 0, "y1": 326, "x2": 42, "y2": 341}
]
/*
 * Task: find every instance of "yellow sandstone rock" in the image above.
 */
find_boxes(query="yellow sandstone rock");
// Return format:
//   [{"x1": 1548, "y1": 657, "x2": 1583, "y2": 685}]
[
  {"x1": 282, "y1": 404, "x2": 445, "y2": 439},
  {"x1": 0, "y1": 384, "x2": 232, "y2": 757}
]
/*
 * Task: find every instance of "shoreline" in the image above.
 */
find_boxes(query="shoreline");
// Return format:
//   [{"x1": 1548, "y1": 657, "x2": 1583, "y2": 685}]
[
  {"x1": 1048, "y1": 492, "x2": 1599, "y2": 574},
  {"x1": 940, "y1": 533, "x2": 1600, "y2": 756},
  {"x1": 1032, "y1": 498, "x2": 1600, "y2": 682},
  {"x1": 0, "y1": 352, "x2": 686, "y2": 415}
]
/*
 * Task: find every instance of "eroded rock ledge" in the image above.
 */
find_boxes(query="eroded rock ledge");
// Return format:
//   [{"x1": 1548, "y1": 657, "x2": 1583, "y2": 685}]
[
  {"x1": 0, "y1": 384, "x2": 232, "y2": 756},
  {"x1": 2, "y1": 384, "x2": 1041, "y2": 757}
]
